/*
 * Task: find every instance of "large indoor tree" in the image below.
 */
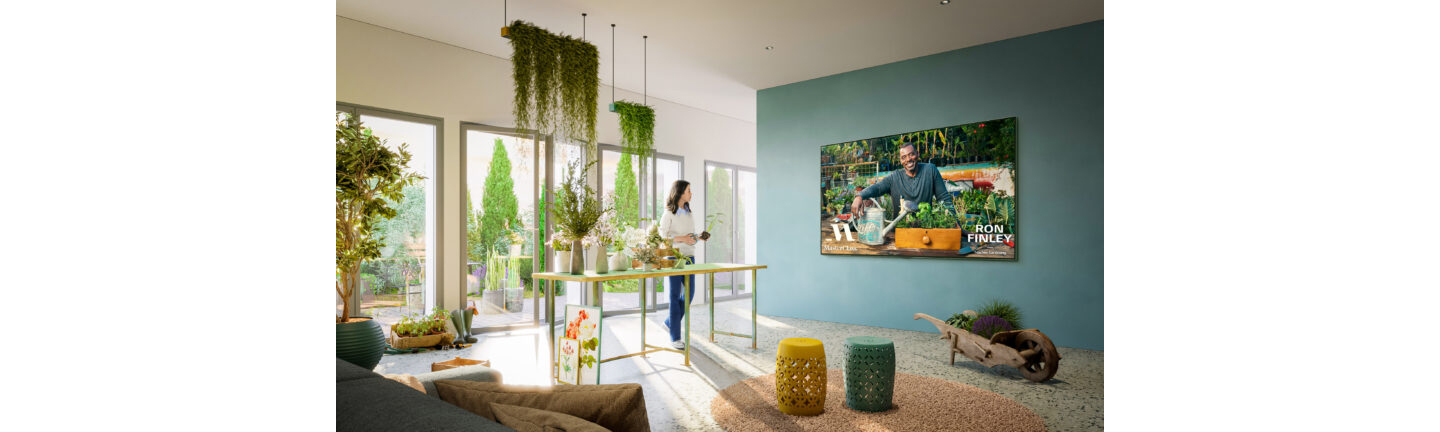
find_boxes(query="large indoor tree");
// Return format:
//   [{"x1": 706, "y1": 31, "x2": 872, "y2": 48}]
[{"x1": 336, "y1": 113, "x2": 423, "y2": 322}]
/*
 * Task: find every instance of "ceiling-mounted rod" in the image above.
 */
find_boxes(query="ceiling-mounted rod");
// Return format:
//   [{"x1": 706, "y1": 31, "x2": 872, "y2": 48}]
[
  {"x1": 582, "y1": 13, "x2": 586, "y2": 41},
  {"x1": 608, "y1": 25, "x2": 621, "y2": 113},
  {"x1": 501, "y1": 0, "x2": 509, "y2": 37},
  {"x1": 611, "y1": 24, "x2": 616, "y2": 107},
  {"x1": 643, "y1": 35, "x2": 648, "y2": 106}
]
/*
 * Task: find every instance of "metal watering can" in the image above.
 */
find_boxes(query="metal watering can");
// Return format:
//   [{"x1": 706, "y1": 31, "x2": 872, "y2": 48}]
[{"x1": 856, "y1": 198, "x2": 916, "y2": 245}]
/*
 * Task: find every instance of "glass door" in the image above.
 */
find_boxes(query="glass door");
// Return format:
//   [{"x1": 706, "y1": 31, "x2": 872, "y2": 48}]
[
  {"x1": 599, "y1": 145, "x2": 641, "y2": 313},
  {"x1": 337, "y1": 104, "x2": 441, "y2": 332},
  {"x1": 705, "y1": 161, "x2": 757, "y2": 300},
  {"x1": 646, "y1": 155, "x2": 684, "y2": 306},
  {"x1": 463, "y1": 124, "x2": 542, "y2": 332}
]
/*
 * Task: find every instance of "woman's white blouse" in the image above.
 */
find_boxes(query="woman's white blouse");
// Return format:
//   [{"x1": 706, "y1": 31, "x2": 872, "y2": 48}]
[{"x1": 658, "y1": 208, "x2": 697, "y2": 256}]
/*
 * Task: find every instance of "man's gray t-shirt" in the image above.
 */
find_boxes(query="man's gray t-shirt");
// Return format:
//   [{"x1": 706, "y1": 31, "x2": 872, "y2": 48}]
[{"x1": 858, "y1": 163, "x2": 949, "y2": 212}]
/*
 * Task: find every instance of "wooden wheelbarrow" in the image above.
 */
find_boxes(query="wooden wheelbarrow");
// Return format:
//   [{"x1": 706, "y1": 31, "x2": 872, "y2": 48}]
[{"x1": 914, "y1": 313, "x2": 1061, "y2": 382}]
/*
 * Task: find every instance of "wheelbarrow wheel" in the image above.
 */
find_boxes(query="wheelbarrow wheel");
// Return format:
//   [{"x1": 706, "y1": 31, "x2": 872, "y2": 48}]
[{"x1": 1016, "y1": 330, "x2": 1060, "y2": 382}]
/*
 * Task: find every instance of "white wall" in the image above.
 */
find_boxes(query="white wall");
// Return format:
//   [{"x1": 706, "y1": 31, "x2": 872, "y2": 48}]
[{"x1": 337, "y1": 16, "x2": 757, "y2": 311}]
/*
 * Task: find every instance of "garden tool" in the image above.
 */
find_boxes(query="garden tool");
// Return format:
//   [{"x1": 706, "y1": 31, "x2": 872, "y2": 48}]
[{"x1": 855, "y1": 198, "x2": 916, "y2": 246}]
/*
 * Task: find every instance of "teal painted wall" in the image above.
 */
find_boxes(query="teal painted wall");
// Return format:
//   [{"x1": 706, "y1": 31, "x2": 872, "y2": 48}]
[{"x1": 757, "y1": 21, "x2": 1103, "y2": 350}]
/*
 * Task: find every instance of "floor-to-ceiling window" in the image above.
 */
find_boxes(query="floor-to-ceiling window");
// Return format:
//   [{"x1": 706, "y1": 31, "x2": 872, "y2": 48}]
[
  {"x1": 599, "y1": 145, "x2": 642, "y2": 313},
  {"x1": 462, "y1": 123, "x2": 543, "y2": 332},
  {"x1": 547, "y1": 140, "x2": 586, "y2": 321},
  {"x1": 598, "y1": 146, "x2": 684, "y2": 311},
  {"x1": 705, "y1": 161, "x2": 757, "y2": 300},
  {"x1": 336, "y1": 103, "x2": 442, "y2": 331}
]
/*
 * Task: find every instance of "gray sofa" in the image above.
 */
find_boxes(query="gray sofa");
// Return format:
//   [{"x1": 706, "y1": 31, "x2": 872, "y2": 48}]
[{"x1": 336, "y1": 358, "x2": 514, "y2": 431}]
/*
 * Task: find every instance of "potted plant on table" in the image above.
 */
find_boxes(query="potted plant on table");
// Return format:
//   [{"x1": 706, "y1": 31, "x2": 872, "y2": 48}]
[
  {"x1": 336, "y1": 112, "x2": 424, "y2": 369},
  {"x1": 551, "y1": 235, "x2": 573, "y2": 273},
  {"x1": 549, "y1": 160, "x2": 609, "y2": 275},
  {"x1": 622, "y1": 222, "x2": 668, "y2": 271},
  {"x1": 586, "y1": 196, "x2": 621, "y2": 274}
]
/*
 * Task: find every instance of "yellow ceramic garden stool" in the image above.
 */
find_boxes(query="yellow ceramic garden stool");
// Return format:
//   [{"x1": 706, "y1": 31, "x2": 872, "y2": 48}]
[{"x1": 775, "y1": 337, "x2": 827, "y2": 415}]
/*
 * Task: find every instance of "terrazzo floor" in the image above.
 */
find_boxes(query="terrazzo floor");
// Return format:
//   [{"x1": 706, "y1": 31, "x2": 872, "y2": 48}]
[{"x1": 373, "y1": 297, "x2": 1103, "y2": 431}]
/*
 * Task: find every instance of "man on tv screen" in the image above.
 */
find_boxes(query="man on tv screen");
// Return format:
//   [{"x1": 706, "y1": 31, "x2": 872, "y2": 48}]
[{"x1": 850, "y1": 143, "x2": 948, "y2": 216}]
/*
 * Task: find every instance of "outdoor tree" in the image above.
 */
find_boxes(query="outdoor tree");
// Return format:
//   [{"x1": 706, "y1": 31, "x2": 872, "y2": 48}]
[
  {"x1": 706, "y1": 168, "x2": 733, "y2": 262},
  {"x1": 479, "y1": 138, "x2": 520, "y2": 254},
  {"x1": 607, "y1": 154, "x2": 641, "y2": 293},
  {"x1": 613, "y1": 153, "x2": 640, "y2": 229},
  {"x1": 466, "y1": 187, "x2": 485, "y2": 262}
]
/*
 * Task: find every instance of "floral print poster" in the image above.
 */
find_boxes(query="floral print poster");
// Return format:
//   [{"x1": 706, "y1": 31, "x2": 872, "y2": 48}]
[
  {"x1": 564, "y1": 304, "x2": 602, "y2": 384},
  {"x1": 557, "y1": 337, "x2": 580, "y2": 385}
]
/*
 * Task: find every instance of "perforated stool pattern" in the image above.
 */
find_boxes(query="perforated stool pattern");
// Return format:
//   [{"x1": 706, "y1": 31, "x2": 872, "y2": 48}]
[
  {"x1": 844, "y1": 336, "x2": 896, "y2": 412},
  {"x1": 775, "y1": 337, "x2": 827, "y2": 416}
]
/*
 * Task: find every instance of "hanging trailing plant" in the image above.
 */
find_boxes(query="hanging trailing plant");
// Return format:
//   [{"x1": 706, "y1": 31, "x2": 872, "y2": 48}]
[
  {"x1": 508, "y1": 20, "x2": 599, "y2": 153},
  {"x1": 612, "y1": 99, "x2": 655, "y2": 162}
]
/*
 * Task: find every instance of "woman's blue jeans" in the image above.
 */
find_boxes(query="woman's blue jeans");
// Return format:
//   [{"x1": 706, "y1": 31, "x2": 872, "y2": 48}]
[{"x1": 664, "y1": 256, "x2": 696, "y2": 342}]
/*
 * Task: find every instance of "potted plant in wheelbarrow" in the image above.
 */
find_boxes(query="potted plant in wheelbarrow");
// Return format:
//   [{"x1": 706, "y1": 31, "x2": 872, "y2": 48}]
[
  {"x1": 914, "y1": 300, "x2": 1061, "y2": 382},
  {"x1": 336, "y1": 112, "x2": 425, "y2": 370}
]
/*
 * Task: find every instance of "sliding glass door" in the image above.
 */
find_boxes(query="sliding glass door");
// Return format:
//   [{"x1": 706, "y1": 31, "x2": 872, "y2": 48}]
[
  {"x1": 705, "y1": 161, "x2": 757, "y2": 300},
  {"x1": 336, "y1": 104, "x2": 441, "y2": 330},
  {"x1": 462, "y1": 124, "x2": 543, "y2": 332}
]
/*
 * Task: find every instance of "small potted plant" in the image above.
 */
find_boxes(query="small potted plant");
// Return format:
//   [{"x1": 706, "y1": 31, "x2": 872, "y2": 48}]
[
  {"x1": 551, "y1": 234, "x2": 573, "y2": 273},
  {"x1": 608, "y1": 222, "x2": 632, "y2": 271},
  {"x1": 388, "y1": 308, "x2": 455, "y2": 349}
]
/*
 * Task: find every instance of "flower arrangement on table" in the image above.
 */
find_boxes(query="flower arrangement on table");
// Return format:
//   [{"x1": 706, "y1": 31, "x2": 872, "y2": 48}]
[
  {"x1": 584, "y1": 195, "x2": 619, "y2": 251},
  {"x1": 621, "y1": 221, "x2": 668, "y2": 270}
]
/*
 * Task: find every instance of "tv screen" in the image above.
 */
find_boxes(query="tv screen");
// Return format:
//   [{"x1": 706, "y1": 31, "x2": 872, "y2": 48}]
[{"x1": 819, "y1": 117, "x2": 1017, "y2": 260}]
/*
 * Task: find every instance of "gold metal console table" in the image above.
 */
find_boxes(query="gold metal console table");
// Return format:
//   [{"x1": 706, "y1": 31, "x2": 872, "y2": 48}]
[{"x1": 531, "y1": 263, "x2": 767, "y2": 381}]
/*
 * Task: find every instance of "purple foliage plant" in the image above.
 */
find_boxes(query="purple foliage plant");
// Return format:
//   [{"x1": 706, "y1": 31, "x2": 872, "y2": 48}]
[{"x1": 970, "y1": 315, "x2": 1013, "y2": 339}]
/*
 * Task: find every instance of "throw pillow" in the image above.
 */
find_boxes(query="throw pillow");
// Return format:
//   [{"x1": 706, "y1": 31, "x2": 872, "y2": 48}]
[
  {"x1": 382, "y1": 374, "x2": 426, "y2": 394},
  {"x1": 489, "y1": 402, "x2": 611, "y2": 432},
  {"x1": 433, "y1": 381, "x2": 649, "y2": 432}
]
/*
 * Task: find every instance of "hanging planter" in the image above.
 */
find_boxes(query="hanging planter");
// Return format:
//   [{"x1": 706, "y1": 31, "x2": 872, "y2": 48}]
[
  {"x1": 507, "y1": 20, "x2": 599, "y2": 153},
  {"x1": 612, "y1": 100, "x2": 655, "y2": 162}
]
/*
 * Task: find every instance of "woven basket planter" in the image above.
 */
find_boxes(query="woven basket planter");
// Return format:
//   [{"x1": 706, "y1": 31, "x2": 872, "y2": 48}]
[{"x1": 388, "y1": 326, "x2": 454, "y2": 349}]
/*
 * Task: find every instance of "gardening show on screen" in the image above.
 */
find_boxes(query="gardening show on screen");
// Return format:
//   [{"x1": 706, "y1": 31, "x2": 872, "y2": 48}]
[{"x1": 820, "y1": 117, "x2": 1017, "y2": 260}]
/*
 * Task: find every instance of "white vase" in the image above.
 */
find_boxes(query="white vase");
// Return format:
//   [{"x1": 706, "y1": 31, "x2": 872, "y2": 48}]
[
  {"x1": 555, "y1": 251, "x2": 571, "y2": 273},
  {"x1": 584, "y1": 245, "x2": 599, "y2": 272},
  {"x1": 608, "y1": 253, "x2": 629, "y2": 271}
]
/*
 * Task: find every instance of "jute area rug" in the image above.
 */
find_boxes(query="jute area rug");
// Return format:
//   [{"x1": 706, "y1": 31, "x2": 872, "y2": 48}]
[{"x1": 710, "y1": 369, "x2": 1047, "y2": 432}]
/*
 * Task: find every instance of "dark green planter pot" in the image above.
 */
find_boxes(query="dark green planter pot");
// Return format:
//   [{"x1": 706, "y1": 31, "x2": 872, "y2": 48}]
[{"x1": 336, "y1": 317, "x2": 385, "y2": 370}]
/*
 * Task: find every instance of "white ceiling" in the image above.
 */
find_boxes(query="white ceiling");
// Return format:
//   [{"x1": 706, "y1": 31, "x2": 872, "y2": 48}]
[{"x1": 337, "y1": 0, "x2": 1103, "y2": 122}]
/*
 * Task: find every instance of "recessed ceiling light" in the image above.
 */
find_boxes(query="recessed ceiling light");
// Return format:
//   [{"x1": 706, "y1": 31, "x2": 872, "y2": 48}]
[
  {"x1": 940, "y1": 0, "x2": 950, "y2": 4},
  {"x1": 765, "y1": 46, "x2": 774, "y2": 51}
]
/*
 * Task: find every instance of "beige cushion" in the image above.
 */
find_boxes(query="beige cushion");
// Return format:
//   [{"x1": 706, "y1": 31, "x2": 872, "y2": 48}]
[
  {"x1": 382, "y1": 374, "x2": 426, "y2": 394},
  {"x1": 490, "y1": 402, "x2": 611, "y2": 432},
  {"x1": 434, "y1": 381, "x2": 649, "y2": 432}
]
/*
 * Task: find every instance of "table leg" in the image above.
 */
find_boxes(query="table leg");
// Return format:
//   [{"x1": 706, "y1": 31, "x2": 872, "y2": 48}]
[
  {"x1": 709, "y1": 272, "x2": 715, "y2": 343},
  {"x1": 640, "y1": 278, "x2": 647, "y2": 358},
  {"x1": 684, "y1": 272, "x2": 691, "y2": 367},
  {"x1": 752, "y1": 269, "x2": 757, "y2": 350},
  {"x1": 547, "y1": 279, "x2": 556, "y2": 381}
]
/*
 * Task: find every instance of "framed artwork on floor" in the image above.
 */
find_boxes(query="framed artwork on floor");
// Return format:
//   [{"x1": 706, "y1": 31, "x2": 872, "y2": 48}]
[
  {"x1": 564, "y1": 304, "x2": 602, "y2": 385},
  {"x1": 556, "y1": 337, "x2": 580, "y2": 385}
]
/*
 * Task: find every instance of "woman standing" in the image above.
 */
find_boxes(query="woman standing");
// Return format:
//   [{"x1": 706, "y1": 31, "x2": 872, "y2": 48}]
[{"x1": 659, "y1": 180, "x2": 707, "y2": 349}]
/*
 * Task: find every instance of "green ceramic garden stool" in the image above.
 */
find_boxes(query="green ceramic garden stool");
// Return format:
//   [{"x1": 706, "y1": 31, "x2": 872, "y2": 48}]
[{"x1": 843, "y1": 336, "x2": 895, "y2": 412}]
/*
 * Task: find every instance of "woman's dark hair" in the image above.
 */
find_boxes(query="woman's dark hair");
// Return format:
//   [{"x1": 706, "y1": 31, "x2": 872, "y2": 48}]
[{"x1": 665, "y1": 180, "x2": 691, "y2": 214}]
